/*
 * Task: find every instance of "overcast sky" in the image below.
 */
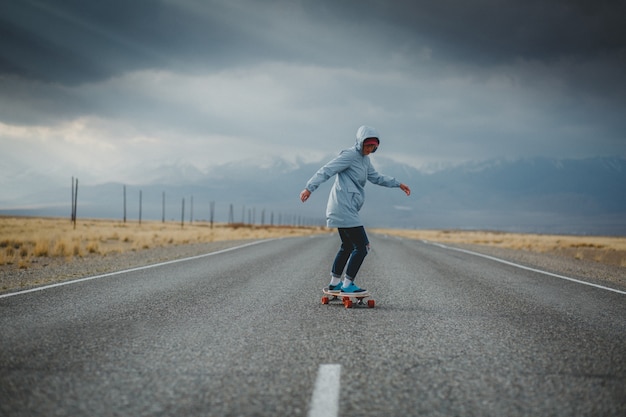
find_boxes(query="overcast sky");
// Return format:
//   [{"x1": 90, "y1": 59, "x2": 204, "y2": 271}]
[{"x1": 1, "y1": 0, "x2": 625, "y2": 197}]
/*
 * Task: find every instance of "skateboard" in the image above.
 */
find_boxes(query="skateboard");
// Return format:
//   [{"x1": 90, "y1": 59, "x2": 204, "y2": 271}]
[{"x1": 321, "y1": 287, "x2": 375, "y2": 308}]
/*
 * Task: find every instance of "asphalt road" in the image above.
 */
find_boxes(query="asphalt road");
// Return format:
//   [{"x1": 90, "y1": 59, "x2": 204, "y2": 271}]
[{"x1": 1, "y1": 234, "x2": 625, "y2": 417}]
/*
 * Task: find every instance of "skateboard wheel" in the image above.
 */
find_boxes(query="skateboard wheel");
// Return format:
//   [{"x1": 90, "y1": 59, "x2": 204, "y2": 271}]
[
  {"x1": 321, "y1": 296, "x2": 329, "y2": 305},
  {"x1": 367, "y1": 299, "x2": 375, "y2": 308},
  {"x1": 344, "y1": 299, "x2": 353, "y2": 309}
]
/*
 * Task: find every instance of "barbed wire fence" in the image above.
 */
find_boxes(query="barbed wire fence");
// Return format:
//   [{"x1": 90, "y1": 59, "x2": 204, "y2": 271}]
[{"x1": 69, "y1": 179, "x2": 325, "y2": 229}]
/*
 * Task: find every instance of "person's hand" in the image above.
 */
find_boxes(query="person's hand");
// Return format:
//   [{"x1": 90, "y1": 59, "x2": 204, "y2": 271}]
[
  {"x1": 300, "y1": 189, "x2": 311, "y2": 202},
  {"x1": 400, "y1": 183, "x2": 411, "y2": 196}
]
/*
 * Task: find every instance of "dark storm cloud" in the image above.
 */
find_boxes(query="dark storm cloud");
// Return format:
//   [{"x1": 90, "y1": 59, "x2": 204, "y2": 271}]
[
  {"x1": 2, "y1": 0, "x2": 625, "y2": 84},
  {"x1": 0, "y1": 0, "x2": 286, "y2": 84},
  {"x1": 312, "y1": 0, "x2": 626, "y2": 103},
  {"x1": 329, "y1": 0, "x2": 626, "y2": 59},
  {"x1": 1, "y1": 0, "x2": 159, "y2": 83}
]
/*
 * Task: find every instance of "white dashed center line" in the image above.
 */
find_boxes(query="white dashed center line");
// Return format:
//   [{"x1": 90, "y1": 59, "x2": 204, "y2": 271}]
[{"x1": 308, "y1": 364, "x2": 341, "y2": 417}]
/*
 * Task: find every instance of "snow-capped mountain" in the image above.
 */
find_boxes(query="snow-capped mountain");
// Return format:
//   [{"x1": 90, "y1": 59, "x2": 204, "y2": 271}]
[{"x1": 2, "y1": 156, "x2": 625, "y2": 235}]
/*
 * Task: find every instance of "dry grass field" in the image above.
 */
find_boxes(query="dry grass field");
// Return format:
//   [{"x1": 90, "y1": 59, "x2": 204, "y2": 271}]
[
  {"x1": 2, "y1": 216, "x2": 625, "y2": 271},
  {"x1": 373, "y1": 228, "x2": 626, "y2": 268},
  {"x1": 0, "y1": 216, "x2": 328, "y2": 269}
]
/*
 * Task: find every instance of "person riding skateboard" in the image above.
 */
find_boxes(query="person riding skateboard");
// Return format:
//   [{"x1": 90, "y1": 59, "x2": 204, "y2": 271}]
[{"x1": 300, "y1": 125, "x2": 411, "y2": 294}]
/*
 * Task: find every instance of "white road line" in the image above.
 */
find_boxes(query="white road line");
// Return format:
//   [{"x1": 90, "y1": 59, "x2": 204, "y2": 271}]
[
  {"x1": 0, "y1": 239, "x2": 276, "y2": 299},
  {"x1": 425, "y1": 240, "x2": 626, "y2": 295},
  {"x1": 309, "y1": 364, "x2": 341, "y2": 417}
]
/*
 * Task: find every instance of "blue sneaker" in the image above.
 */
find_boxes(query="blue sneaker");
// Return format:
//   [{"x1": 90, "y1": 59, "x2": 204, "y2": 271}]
[
  {"x1": 328, "y1": 283, "x2": 343, "y2": 293},
  {"x1": 341, "y1": 282, "x2": 367, "y2": 294}
]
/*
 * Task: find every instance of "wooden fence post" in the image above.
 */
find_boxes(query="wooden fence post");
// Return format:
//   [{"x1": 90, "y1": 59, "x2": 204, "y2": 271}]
[
  {"x1": 72, "y1": 178, "x2": 78, "y2": 230},
  {"x1": 181, "y1": 198, "x2": 185, "y2": 229},
  {"x1": 139, "y1": 190, "x2": 142, "y2": 225},
  {"x1": 123, "y1": 185, "x2": 127, "y2": 223}
]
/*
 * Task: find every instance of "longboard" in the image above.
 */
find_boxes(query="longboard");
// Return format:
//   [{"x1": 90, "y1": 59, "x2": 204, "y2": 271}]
[{"x1": 321, "y1": 287, "x2": 375, "y2": 308}]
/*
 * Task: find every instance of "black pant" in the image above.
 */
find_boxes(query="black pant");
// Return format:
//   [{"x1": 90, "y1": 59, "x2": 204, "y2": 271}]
[{"x1": 331, "y1": 226, "x2": 370, "y2": 281}]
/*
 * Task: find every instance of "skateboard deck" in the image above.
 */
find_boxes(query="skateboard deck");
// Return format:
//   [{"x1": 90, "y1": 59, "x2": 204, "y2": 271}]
[{"x1": 321, "y1": 287, "x2": 375, "y2": 308}]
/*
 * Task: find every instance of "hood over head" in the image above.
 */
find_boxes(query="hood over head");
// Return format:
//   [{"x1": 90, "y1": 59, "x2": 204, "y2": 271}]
[{"x1": 355, "y1": 125, "x2": 380, "y2": 151}]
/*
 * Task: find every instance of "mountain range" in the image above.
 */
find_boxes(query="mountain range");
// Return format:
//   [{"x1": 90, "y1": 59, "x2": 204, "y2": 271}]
[{"x1": 1, "y1": 156, "x2": 625, "y2": 235}]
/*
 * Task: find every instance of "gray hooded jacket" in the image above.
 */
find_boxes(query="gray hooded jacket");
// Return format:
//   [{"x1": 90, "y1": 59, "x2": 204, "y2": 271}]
[{"x1": 305, "y1": 125, "x2": 401, "y2": 228}]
